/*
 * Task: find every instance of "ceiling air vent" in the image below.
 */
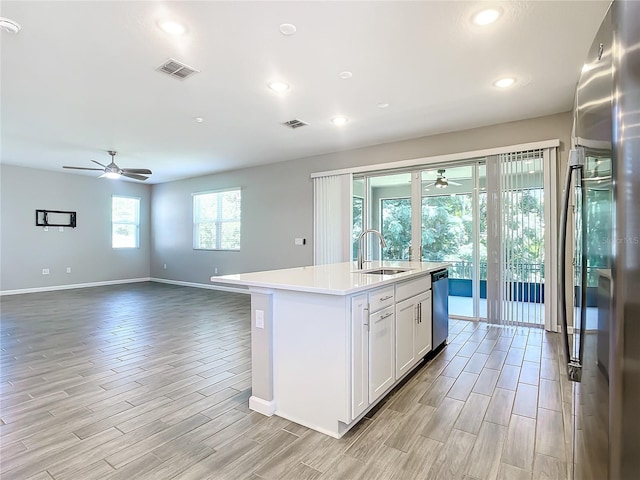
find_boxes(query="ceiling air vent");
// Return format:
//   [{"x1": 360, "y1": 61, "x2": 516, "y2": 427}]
[
  {"x1": 282, "y1": 119, "x2": 308, "y2": 129},
  {"x1": 156, "y1": 58, "x2": 199, "y2": 80}
]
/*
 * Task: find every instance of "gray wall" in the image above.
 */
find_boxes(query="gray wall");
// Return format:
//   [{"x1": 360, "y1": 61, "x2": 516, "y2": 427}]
[
  {"x1": 151, "y1": 111, "x2": 572, "y2": 284},
  {"x1": 0, "y1": 165, "x2": 151, "y2": 291},
  {"x1": 0, "y1": 112, "x2": 571, "y2": 291},
  {"x1": 150, "y1": 160, "x2": 312, "y2": 283}
]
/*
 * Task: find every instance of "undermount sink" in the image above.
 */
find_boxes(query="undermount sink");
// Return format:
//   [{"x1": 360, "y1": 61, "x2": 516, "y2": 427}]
[{"x1": 362, "y1": 268, "x2": 411, "y2": 275}]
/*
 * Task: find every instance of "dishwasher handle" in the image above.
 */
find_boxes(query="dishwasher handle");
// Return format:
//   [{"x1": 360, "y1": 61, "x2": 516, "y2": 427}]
[{"x1": 432, "y1": 269, "x2": 448, "y2": 281}]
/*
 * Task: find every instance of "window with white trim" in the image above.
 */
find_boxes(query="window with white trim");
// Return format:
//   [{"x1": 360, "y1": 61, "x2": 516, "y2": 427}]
[
  {"x1": 112, "y1": 195, "x2": 140, "y2": 248},
  {"x1": 193, "y1": 189, "x2": 241, "y2": 250}
]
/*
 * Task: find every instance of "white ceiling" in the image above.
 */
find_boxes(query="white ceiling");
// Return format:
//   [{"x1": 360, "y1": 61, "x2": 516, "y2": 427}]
[{"x1": 0, "y1": 1, "x2": 610, "y2": 184}]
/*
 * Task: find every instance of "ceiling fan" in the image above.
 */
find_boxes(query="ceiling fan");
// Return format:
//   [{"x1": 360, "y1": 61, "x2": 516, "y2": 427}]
[
  {"x1": 424, "y1": 169, "x2": 462, "y2": 190},
  {"x1": 63, "y1": 151, "x2": 152, "y2": 181}
]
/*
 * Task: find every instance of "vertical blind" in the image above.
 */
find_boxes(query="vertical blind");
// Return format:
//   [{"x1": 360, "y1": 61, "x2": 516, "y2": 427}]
[
  {"x1": 488, "y1": 149, "x2": 546, "y2": 327},
  {"x1": 313, "y1": 174, "x2": 352, "y2": 265}
]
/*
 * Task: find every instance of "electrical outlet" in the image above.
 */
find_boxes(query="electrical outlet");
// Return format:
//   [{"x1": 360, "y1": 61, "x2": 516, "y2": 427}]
[
  {"x1": 255, "y1": 310, "x2": 264, "y2": 329},
  {"x1": 59, "y1": 227, "x2": 64, "y2": 232},
  {"x1": 214, "y1": 267, "x2": 218, "y2": 275},
  {"x1": 43, "y1": 227, "x2": 49, "y2": 232},
  {"x1": 163, "y1": 263, "x2": 167, "y2": 270},
  {"x1": 42, "y1": 268, "x2": 49, "y2": 275},
  {"x1": 66, "y1": 267, "x2": 71, "y2": 273}
]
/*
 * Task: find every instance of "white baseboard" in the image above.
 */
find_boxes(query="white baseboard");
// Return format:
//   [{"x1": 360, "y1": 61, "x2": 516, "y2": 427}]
[
  {"x1": 249, "y1": 396, "x2": 276, "y2": 416},
  {"x1": 0, "y1": 277, "x2": 151, "y2": 296},
  {"x1": 150, "y1": 277, "x2": 250, "y2": 294}
]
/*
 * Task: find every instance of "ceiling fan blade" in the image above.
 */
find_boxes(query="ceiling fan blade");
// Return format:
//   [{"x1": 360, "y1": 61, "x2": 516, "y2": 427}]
[
  {"x1": 121, "y1": 172, "x2": 149, "y2": 181},
  {"x1": 423, "y1": 182, "x2": 436, "y2": 188},
  {"x1": 121, "y1": 168, "x2": 152, "y2": 175},
  {"x1": 63, "y1": 166, "x2": 104, "y2": 171},
  {"x1": 91, "y1": 160, "x2": 107, "y2": 168},
  {"x1": 448, "y1": 180, "x2": 462, "y2": 186}
]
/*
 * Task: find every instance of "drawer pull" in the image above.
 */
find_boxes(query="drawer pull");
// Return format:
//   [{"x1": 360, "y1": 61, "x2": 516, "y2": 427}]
[
  {"x1": 379, "y1": 295, "x2": 393, "y2": 301},
  {"x1": 379, "y1": 312, "x2": 393, "y2": 320}
]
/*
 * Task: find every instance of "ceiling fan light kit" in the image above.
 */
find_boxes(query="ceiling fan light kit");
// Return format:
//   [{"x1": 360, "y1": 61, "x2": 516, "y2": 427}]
[
  {"x1": 62, "y1": 151, "x2": 152, "y2": 181},
  {"x1": 435, "y1": 176, "x2": 448, "y2": 188},
  {"x1": 423, "y1": 168, "x2": 463, "y2": 190}
]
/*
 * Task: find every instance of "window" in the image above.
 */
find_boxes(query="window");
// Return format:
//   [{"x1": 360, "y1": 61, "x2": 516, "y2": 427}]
[
  {"x1": 193, "y1": 189, "x2": 241, "y2": 250},
  {"x1": 112, "y1": 196, "x2": 140, "y2": 248},
  {"x1": 352, "y1": 196, "x2": 364, "y2": 260}
]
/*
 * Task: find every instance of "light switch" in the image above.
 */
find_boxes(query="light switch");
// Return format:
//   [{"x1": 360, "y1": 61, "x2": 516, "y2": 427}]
[
  {"x1": 294, "y1": 237, "x2": 306, "y2": 246},
  {"x1": 255, "y1": 309, "x2": 265, "y2": 329}
]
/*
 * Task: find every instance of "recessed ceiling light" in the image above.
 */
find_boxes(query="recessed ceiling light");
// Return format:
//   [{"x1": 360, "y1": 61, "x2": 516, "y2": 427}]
[
  {"x1": 339, "y1": 71, "x2": 353, "y2": 79},
  {"x1": 279, "y1": 23, "x2": 297, "y2": 35},
  {"x1": 472, "y1": 8, "x2": 502, "y2": 26},
  {"x1": 158, "y1": 20, "x2": 186, "y2": 35},
  {"x1": 377, "y1": 103, "x2": 389, "y2": 109},
  {"x1": 331, "y1": 116, "x2": 349, "y2": 126},
  {"x1": 193, "y1": 117, "x2": 204, "y2": 123},
  {"x1": 268, "y1": 81, "x2": 290, "y2": 92},
  {"x1": 0, "y1": 17, "x2": 21, "y2": 34},
  {"x1": 493, "y1": 77, "x2": 516, "y2": 88}
]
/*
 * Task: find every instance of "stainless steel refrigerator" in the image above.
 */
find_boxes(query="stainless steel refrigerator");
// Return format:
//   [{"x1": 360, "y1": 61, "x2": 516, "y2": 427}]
[{"x1": 558, "y1": 1, "x2": 640, "y2": 478}]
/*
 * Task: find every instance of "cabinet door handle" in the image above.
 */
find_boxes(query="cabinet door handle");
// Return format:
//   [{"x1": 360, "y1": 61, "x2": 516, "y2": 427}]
[
  {"x1": 418, "y1": 303, "x2": 422, "y2": 323},
  {"x1": 380, "y1": 295, "x2": 393, "y2": 301},
  {"x1": 363, "y1": 305, "x2": 370, "y2": 331}
]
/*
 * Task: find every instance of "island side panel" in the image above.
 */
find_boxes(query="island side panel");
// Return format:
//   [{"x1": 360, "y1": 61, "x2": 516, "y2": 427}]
[
  {"x1": 249, "y1": 289, "x2": 275, "y2": 415},
  {"x1": 272, "y1": 290, "x2": 350, "y2": 438}
]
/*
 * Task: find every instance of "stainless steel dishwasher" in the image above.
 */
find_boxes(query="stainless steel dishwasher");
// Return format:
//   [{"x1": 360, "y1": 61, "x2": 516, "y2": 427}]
[{"x1": 431, "y1": 269, "x2": 449, "y2": 349}]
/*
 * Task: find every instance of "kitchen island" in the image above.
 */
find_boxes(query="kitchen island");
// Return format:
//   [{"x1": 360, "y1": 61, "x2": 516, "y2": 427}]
[{"x1": 210, "y1": 261, "x2": 448, "y2": 438}]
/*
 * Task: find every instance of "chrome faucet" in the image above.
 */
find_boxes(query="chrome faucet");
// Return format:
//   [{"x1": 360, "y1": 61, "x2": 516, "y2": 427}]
[{"x1": 357, "y1": 229, "x2": 387, "y2": 270}]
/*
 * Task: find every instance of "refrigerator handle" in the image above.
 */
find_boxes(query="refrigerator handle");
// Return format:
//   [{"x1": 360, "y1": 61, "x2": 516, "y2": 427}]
[{"x1": 558, "y1": 148, "x2": 584, "y2": 382}]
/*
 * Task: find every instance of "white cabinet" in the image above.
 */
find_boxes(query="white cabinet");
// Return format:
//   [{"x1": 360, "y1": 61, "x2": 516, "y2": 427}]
[
  {"x1": 351, "y1": 294, "x2": 369, "y2": 420},
  {"x1": 350, "y1": 274, "x2": 434, "y2": 421},
  {"x1": 395, "y1": 280, "x2": 432, "y2": 378},
  {"x1": 368, "y1": 305, "x2": 395, "y2": 403},
  {"x1": 395, "y1": 296, "x2": 417, "y2": 378},
  {"x1": 350, "y1": 287, "x2": 396, "y2": 419},
  {"x1": 415, "y1": 291, "x2": 432, "y2": 358}
]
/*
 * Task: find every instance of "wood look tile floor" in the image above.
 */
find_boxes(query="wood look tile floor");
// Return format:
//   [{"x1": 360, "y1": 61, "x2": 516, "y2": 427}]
[{"x1": 1, "y1": 283, "x2": 572, "y2": 480}]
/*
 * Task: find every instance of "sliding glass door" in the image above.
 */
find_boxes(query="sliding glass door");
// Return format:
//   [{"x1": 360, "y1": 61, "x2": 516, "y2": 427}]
[
  {"x1": 486, "y1": 151, "x2": 547, "y2": 327},
  {"x1": 352, "y1": 147, "x2": 555, "y2": 328},
  {"x1": 420, "y1": 164, "x2": 484, "y2": 318}
]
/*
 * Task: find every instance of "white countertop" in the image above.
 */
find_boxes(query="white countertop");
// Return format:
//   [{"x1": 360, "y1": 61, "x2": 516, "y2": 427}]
[{"x1": 210, "y1": 261, "x2": 449, "y2": 296}]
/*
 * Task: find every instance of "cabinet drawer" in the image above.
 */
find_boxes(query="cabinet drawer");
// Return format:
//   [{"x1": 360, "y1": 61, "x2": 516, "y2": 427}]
[
  {"x1": 368, "y1": 286, "x2": 395, "y2": 312},
  {"x1": 370, "y1": 304, "x2": 394, "y2": 324},
  {"x1": 396, "y1": 275, "x2": 431, "y2": 302}
]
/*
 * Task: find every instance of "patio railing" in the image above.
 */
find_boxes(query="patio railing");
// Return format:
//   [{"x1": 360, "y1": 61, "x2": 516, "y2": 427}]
[
  {"x1": 444, "y1": 261, "x2": 544, "y2": 283},
  {"x1": 437, "y1": 261, "x2": 545, "y2": 303}
]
